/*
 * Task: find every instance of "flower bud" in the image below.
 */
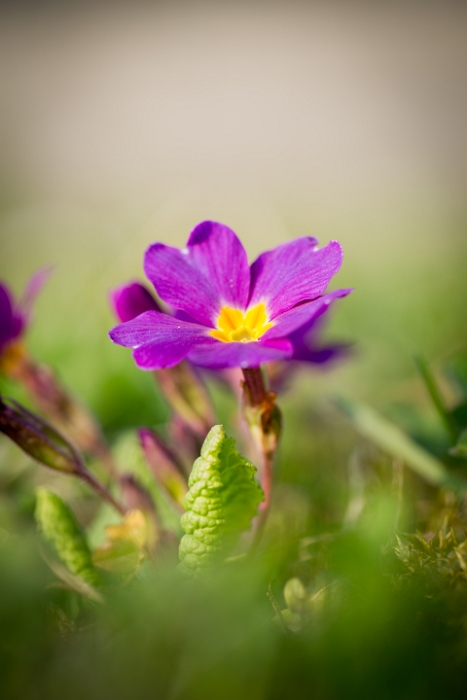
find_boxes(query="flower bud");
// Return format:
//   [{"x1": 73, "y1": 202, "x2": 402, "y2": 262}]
[
  {"x1": 0, "y1": 395, "x2": 81, "y2": 474},
  {"x1": 120, "y1": 473, "x2": 157, "y2": 515},
  {"x1": 35, "y1": 487, "x2": 101, "y2": 589},
  {"x1": 5, "y1": 355, "x2": 108, "y2": 458},
  {"x1": 284, "y1": 577, "x2": 307, "y2": 614},
  {"x1": 139, "y1": 428, "x2": 187, "y2": 508},
  {"x1": 168, "y1": 414, "x2": 202, "y2": 472},
  {"x1": 92, "y1": 509, "x2": 150, "y2": 576},
  {"x1": 156, "y1": 362, "x2": 215, "y2": 437}
]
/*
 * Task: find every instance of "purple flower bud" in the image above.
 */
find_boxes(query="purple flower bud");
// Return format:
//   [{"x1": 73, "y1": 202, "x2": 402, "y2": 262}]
[
  {"x1": 167, "y1": 415, "x2": 203, "y2": 472},
  {"x1": 0, "y1": 396, "x2": 80, "y2": 474},
  {"x1": 139, "y1": 428, "x2": 187, "y2": 508},
  {"x1": 0, "y1": 396, "x2": 126, "y2": 515},
  {"x1": 120, "y1": 474, "x2": 156, "y2": 515}
]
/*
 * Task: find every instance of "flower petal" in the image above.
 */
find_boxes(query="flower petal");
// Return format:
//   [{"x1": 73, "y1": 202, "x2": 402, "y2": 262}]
[
  {"x1": 187, "y1": 338, "x2": 293, "y2": 369},
  {"x1": 288, "y1": 310, "x2": 351, "y2": 364},
  {"x1": 110, "y1": 282, "x2": 160, "y2": 323},
  {"x1": 249, "y1": 238, "x2": 343, "y2": 318},
  {"x1": 132, "y1": 342, "x2": 196, "y2": 370},
  {"x1": 144, "y1": 243, "x2": 219, "y2": 327},
  {"x1": 0, "y1": 283, "x2": 15, "y2": 349},
  {"x1": 263, "y1": 289, "x2": 352, "y2": 339},
  {"x1": 293, "y1": 343, "x2": 350, "y2": 364},
  {"x1": 109, "y1": 311, "x2": 211, "y2": 369},
  {"x1": 186, "y1": 221, "x2": 250, "y2": 310},
  {"x1": 19, "y1": 266, "x2": 52, "y2": 318}
]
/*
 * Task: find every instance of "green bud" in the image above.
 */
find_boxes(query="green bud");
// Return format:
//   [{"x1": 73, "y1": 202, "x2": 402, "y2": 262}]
[
  {"x1": 156, "y1": 361, "x2": 215, "y2": 437},
  {"x1": 284, "y1": 577, "x2": 307, "y2": 614},
  {"x1": 35, "y1": 487, "x2": 101, "y2": 588},
  {"x1": 139, "y1": 428, "x2": 187, "y2": 508},
  {"x1": 92, "y1": 509, "x2": 148, "y2": 575}
]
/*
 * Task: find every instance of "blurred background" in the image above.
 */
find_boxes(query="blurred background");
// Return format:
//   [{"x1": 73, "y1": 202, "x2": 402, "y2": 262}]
[{"x1": 0, "y1": 0, "x2": 466, "y2": 421}]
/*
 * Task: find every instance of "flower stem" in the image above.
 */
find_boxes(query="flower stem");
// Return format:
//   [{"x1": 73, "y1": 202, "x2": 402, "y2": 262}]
[
  {"x1": 241, "y1": 367, "x2": 282, "y2": 551},
  {"x1": 79, "y1": 469, "x2": 127, "y2": 517},
  {"x1": 242, "y1": 367, "x2": 267, "y2": 407},
  {"x1": 155, "y1": 361, "x2": 215, "y2": 437}
]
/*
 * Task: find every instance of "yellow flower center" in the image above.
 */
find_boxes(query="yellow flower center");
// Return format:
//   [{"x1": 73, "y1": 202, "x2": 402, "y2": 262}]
[{"x1": 209, "y1": 303, "x2": 273, "y2": 343}]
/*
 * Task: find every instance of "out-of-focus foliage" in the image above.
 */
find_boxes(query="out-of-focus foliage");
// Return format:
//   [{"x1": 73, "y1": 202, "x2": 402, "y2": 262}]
[
  {"x1": 2, "y1": 356, "x2": 467, "y2": 698},
  {"x1": 396, "y1": 529, "x2": 467, "y2": 590},
  {"x1": 2, "y1": 288, "x2": 467, "y2": 699}
]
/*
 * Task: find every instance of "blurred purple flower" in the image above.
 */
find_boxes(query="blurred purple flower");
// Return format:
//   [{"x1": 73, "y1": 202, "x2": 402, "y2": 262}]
[
  {"x1": 109, "y1": 221, "x2": 351, "y2": 370},
  {"x1": 288, "y1": 306, "x2": 350, "y2": 365},
  {"x1": 265, "y1": 311, "x2": 352, "y2": 393},
  {"x1": 0, "y1": 269, "x2": 50, "y2": 356}
]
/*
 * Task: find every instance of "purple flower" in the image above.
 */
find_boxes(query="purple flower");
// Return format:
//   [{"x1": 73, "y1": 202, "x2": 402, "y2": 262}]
[
  {"x1": 109, "y1": 281, "x2": 161, "y2": 323},
  {"x1": 109, "y1": 221, "x2": 351, "y2": 370},
  {"x1": 288, "y1": 305, "x2": 350, "y2": 365},
  {"x1": 265, "y1": 311, "x2": 352, "y2": 393},
  {"x1": 0, "y1": 269, "x2": 50, "y2": 356}
]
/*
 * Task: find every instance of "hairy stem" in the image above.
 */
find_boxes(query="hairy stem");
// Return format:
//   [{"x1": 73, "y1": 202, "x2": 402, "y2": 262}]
[
  {"x1": 241, "y1": 367, "x2": 282, "y2": 550},
  {"x1": 79, "y1": 470, "x2": 127, "y2": 517},
  {"x1": 242, "y1": 367, "x2": 268, "y2": 407}
]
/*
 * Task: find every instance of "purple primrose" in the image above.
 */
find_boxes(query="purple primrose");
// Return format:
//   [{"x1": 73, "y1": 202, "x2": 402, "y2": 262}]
[{"x1": 109, "y1": 221, "x2": 351, "y2": 370}]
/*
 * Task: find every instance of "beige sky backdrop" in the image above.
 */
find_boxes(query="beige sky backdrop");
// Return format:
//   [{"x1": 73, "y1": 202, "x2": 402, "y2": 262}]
[{"x1": 1, "y1": 2, "x2": 465, "y2": 237}]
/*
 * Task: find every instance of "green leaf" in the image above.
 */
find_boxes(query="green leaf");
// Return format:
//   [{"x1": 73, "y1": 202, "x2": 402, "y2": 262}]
[
  {"x1": 35, "y1": 488, "x2": 101, "y2": 588},
  {"x1": 444, "y1": 350, "x2": 467, "y2": 399},
  {"x1": 336, "y1": 396, "x2": 467, "y2": 492},
  {"x1": 92, "y1": 509, "x2": 148, "y2": 576},
  {"x1": 92, "y1": 538, "x2": 141, "y2": 575},
  {"x1": 179, "y1": 425, "x2": 264, "y2": 575},
  {"x1": 449, "y1": 429, "x2": 467, "y2": 458},
  {"x1": 449, "y1": 403, "x2": 467, "y2": 435},
  {"x1": 414, "y1": 355, "x2": 458, "y2": 441}
]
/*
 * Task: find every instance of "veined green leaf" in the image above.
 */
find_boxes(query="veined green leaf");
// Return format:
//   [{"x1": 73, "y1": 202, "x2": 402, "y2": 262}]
[
  {"x1": 179, "y1": 425, "x2": 264, "y2": 575},
  {"x1": 336, "y1": 396, "x2": 467, "y2": 492},
  {"x1": 35, "y1": 488, "x2": 101, "y2": 588}
]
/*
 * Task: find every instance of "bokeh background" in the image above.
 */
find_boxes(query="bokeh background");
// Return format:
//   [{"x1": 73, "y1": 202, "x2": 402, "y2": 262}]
[{"x1": 1, "y1": 0, "x2": 466, "y2": 430}]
